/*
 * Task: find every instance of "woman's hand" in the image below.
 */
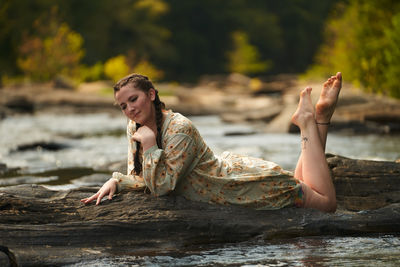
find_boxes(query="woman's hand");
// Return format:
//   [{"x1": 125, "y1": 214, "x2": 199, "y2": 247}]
[
  {"x1": 80, "y1": 178, "x2": 118, "y2": 205},
  {"x1": 133, "y1": 125, "x2": 157, "y2": 151}
]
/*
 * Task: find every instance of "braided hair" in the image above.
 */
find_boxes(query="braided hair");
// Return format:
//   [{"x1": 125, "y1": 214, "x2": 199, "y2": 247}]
[{"x1": 113, "y1": 73, "x2": 166, "y2": 175}]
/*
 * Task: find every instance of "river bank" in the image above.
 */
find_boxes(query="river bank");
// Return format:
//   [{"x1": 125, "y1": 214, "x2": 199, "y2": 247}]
[{"x1": 2, "y1": 73, "x2": 400, "y2": 134}]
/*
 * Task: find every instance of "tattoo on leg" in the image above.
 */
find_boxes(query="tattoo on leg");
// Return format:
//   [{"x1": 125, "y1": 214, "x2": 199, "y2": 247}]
[{"x1": 301, "y1": 136, "x2": 308, "y2": 150}]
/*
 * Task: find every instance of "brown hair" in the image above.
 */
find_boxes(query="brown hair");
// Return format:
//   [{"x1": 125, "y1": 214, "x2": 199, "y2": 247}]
[{"x1": 114, "y1": 73, "x2": 165, "y2": 175}]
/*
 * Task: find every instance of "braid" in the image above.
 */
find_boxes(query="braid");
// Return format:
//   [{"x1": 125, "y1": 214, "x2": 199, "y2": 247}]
[
  {"x1": 134, "y1": 123, "x2": 142, "y2": 175},
  {"x1": 154, "y1": 90, "x2": 165, "y2": 149},
  {"x1": 113, "y1": 73, "x2": 166, "y2": 176}
]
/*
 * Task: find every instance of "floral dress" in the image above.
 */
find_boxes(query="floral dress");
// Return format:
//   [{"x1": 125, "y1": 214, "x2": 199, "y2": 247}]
[{"x1": 113, "y1": 110, "x2": 303, "y2": 210}]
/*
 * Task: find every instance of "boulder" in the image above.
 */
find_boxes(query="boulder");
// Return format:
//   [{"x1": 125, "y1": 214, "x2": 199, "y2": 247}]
[{"x1": 0, "y1": 155, "x2": 399, "y2": 266}]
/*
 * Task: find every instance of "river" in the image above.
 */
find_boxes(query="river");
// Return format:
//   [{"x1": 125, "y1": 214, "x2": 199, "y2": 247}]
[{"x1": 1, "y1": 112, "x2": 400, "y2": 266}]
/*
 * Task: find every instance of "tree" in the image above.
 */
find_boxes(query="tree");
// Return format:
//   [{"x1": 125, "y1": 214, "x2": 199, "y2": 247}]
[
  {"x1": 17, "y1": 8, "x2": 84, "y2": 81},
  {"x1": 309, "y1": 0, "x2": 400, "y2": 98},
  {"x1": 227, "y1": 31, "x2": 270, "y2": 75}
]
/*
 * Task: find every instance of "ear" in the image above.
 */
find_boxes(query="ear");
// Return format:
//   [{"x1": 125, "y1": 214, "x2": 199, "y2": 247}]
[{"x1": 148, "y1": 88, "x2": 156, "y2": 101}]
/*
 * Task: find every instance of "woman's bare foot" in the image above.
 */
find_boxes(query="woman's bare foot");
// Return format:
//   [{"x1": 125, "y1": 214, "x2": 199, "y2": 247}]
[
  {"x1": 291, "y1": 87, "x2": 315, "y2": 129},
  {"x1": 315, "y1": 72, "x2": 342, "y2": 123}
]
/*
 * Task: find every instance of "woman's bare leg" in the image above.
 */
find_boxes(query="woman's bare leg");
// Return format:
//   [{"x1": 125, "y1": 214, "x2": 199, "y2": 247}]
[
  {"x1": 291, "y1": 87, "x2": 336, "y2": 212},
  {"x1": 294, "y1": 72, "x2": 342, "y2": 181}
]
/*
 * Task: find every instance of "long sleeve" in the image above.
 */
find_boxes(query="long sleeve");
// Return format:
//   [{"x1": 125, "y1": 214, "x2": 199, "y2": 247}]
[
  {"x1": 142, "y1": 133, "x2": 197, "y2": 197},
  {"x1": 114, "y1": 120, "x2": 146, "y2": 193}
]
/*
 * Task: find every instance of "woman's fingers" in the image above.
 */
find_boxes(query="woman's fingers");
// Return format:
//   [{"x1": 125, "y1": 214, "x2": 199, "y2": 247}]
[
  {"x1": 96, "y1": 190, "x2": 107, "y2": 205},
  {"x1": 108, "y1": 185, "x2": 116, "y2": 200},
  {"x1": 81, "y1": 179, "x2": 117, "y2": 205},
  {"x1": 132, "y1": 132, "x2": 142, "y2": 142},
  {"x1": 80, "y1": 192, "x2": 99, "y2": 204}
]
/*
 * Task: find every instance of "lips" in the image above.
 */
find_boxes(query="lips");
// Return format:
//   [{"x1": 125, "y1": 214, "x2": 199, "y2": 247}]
[{"x1": 131, "y1": 111, "x2": 140, "y2": 121}]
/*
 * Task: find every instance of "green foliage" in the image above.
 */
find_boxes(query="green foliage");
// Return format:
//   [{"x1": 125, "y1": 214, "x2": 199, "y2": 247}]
[
  {"x1": 133, "y1": 60, "x2": 164, "y2": 81},
  {"x1": 0, "y1": 0, "x2": 337, "y2": 82},
  {"x1": 227, "y1": 31, "x2": 270, "y2": 75},
  {"x1": 17, "y1": 22, "x2": 84, "y2": 81},
  {"x1": 79, "y1": 62, "x2": 104, "y2": 82},
  {"x1": 309, "y1": 0, "x2": 400, "y2": 98},
  {"x1": 383, "y1": 13, "x2": 400, "y2": 98},
  {"x1": 104, "y1": 55, "x2": 130, "y2": 82},
  {"x1": 103, "y1": 54, "x2": 164, "y2": 82}
]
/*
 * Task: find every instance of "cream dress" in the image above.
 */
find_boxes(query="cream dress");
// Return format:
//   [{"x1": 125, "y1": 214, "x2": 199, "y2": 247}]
[{"x1": 113, "y1": 110, "x2": 303, "y2": 210}]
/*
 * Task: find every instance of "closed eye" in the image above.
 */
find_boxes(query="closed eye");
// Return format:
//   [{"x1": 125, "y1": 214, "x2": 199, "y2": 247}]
[{"x1": 129, "y1": 96, "x2": 138, "y2": 102}]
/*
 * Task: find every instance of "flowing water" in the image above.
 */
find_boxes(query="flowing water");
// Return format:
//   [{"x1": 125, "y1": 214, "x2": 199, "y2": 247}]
[
  {"x1": 1, "y1": 112, "x2": 399, "y2": 178},
  {"x1": 1, "y1": 112, "x2": 400, "y2": 266},
  {"x1": 69, "y1": 235, "x2": 400, "y2": 266}
]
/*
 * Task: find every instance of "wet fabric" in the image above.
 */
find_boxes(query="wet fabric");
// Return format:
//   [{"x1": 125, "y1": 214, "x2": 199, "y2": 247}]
[{"x1": 114, "y1": 110, "x2": 303, "y2": 210}]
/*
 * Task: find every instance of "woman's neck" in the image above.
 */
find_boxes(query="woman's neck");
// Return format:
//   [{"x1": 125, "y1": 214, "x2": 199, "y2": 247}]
[{"x1": 142, "y1": 110, "x2": 167, "y2": 134}]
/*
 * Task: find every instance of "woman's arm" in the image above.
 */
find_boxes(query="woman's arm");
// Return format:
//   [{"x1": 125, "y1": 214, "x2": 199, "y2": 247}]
[
  {"x1": 142, "y1": 133, "x2": 197, "y2": 196},
  {"x1": 80, "y1": 121, "x2": 145, "y2": 205}
]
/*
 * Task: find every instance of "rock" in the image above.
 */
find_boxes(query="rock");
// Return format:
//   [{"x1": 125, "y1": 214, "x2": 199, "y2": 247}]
[
  {"x1": 52, "y1": 75, "x2": 75, "y2": 90},
  {"x1": 0, "y1": 155, "x2": 399, "y2": 266},
  {"x1": 253, "y1": 74, "x2": 298, "y2": 96},
  {"x1": 0, "y1": 246, "x2": 17, "y2": 267},
  {"x1": 227, "y1": 73, "x2": 251, "y2": 87},
  {"x1": 4, "y1": 96, "x2": 34, "y2": 113},
  {"x1": 266, "y1": 93, "x2": 298, "y2": 132},
  {"x1": 327, "y1": 154, "x2": 400, "y2": 211},
  {"x1": 0, "y1": 163, "x2": 20, "y2": 177},
  {"x1": 11, "y1": 141, "x2": 70, "y2": 152}
]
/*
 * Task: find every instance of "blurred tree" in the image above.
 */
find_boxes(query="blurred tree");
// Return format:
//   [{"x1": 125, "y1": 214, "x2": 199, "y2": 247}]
[
  {"x1": 104, "y1": 54, "x2": 163, "y2": 82},
  {"x1": 79, "y1": 62, "x2": 104, "y2": 82},
  {"x1": 104, "y1": 55, "x2": 130, "y2": 82},
  {"x1": 17, "y1": 8, "x2": 84, "y2": 81},
  {"x1": 383, "y1": 12, "x2": 400, "y2": 98},
  {"x1": 58, "y1": 0, "x2": 171, "y2": 68},
  {"x1": 161, "y1": 0, "x2": 336, "y2": 80},
  {"x1": 227, "y1": 31, "x2": 270, "y2": 75},
  {"x1": 159, "y1": 0, "x2": 237, "y2": 80},
  {"x1": 266, "y1": 0, "x2": 337, "y2": 73},
  {"x1": 0, "y1": 0, "x2": 337, "y2": 82},
  {"x1": 309, "y1": 0, "x2": 400, "y2": 98},
  {"x1": 0, "y1": 0, "x2": 56, "y2": 77},
  {"x1": 133, "y1": 60, "x2": 164, "y2": 81}
]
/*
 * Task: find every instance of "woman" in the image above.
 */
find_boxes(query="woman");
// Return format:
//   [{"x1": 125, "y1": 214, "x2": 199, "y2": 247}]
[{"x1": 81, "y1": 72, "x2": 341, "y2": 213}]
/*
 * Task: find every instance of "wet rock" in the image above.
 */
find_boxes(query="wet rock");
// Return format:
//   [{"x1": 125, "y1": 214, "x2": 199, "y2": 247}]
[
  {"x1": 0, "y1": 245, "x2": 17, "y2": 267},
  {"x1": 253, "y1": 74, "x2": 298, "y2": 96},
  {"x1": 4, "y1": 96, "x2": 34, "y2": 113},
  {"x1": 327, "y1": 154, "x2": 400, "y2": 211},
  {"x1": 12, "y1": 141, "x2": 70, "y2": 152},
  {"x1": 221, "y1": 105, "x2": 282, "y2": 124},
  {"x1": 224, "y1": 130, "x2": 257, "y2": 136},
  {"x1": 52, "y1": 75, "x2": 75, "y2": 90},
  {"x1": 0, "y1": 155, "x2": 399, "y2": 266},
  {"x1": 0, "y1": 163, "x2": 20, "y2": 177}
]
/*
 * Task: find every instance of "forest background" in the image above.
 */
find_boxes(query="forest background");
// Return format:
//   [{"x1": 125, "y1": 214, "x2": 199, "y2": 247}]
[{"x1": 0, "y1": 0, "x2": 399, "y2": 98}]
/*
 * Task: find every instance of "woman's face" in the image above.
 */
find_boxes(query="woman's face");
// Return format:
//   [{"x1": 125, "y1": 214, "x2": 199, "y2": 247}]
[{"x1": 115, "y1": 85, "x2": 156, "y2": 125}]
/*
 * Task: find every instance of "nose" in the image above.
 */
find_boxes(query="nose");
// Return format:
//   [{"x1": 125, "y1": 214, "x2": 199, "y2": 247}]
[{"x1": 127, "y1": 102, "x2": 135, "y2": 112}]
